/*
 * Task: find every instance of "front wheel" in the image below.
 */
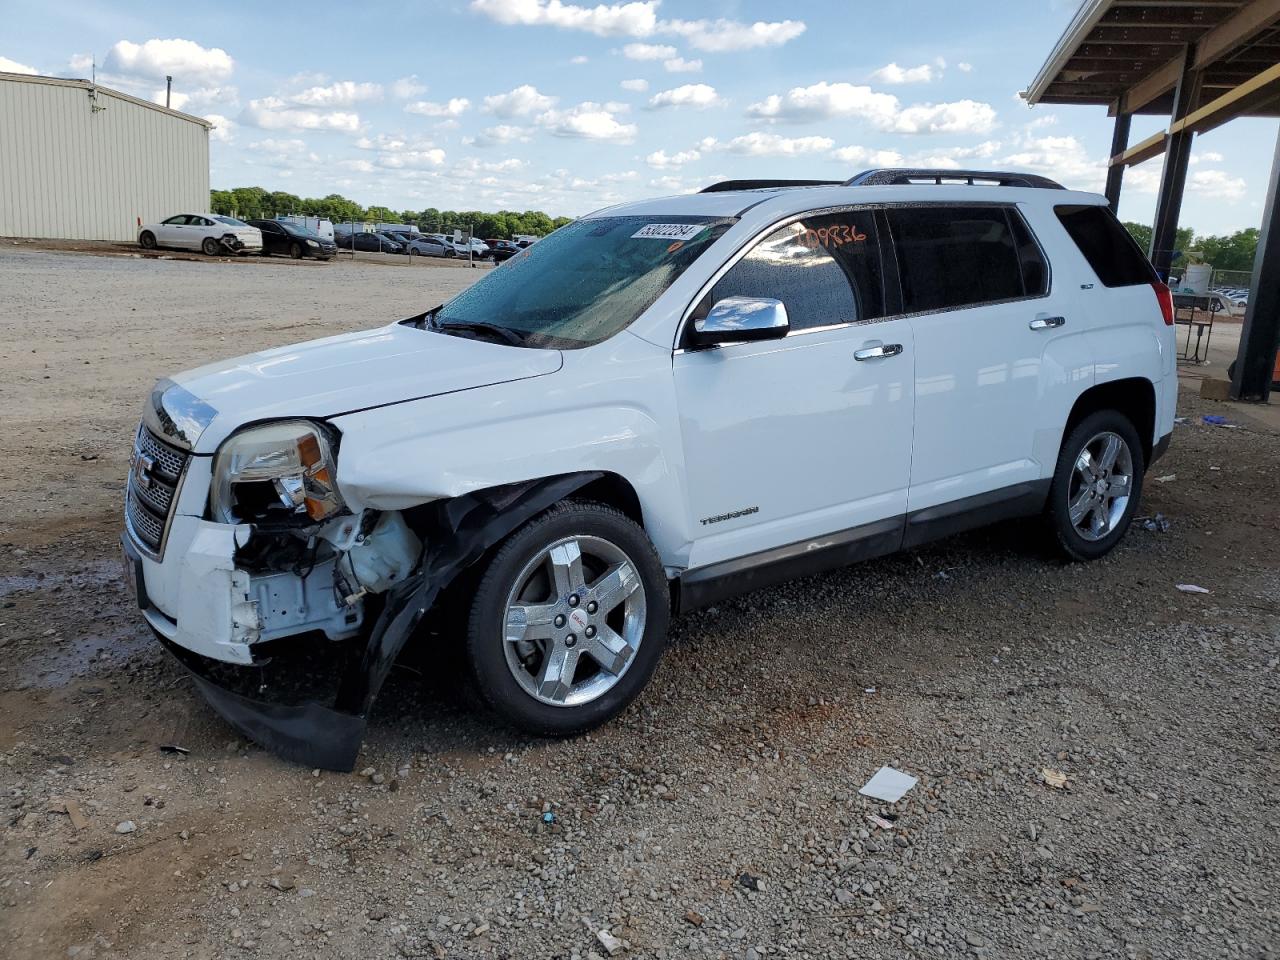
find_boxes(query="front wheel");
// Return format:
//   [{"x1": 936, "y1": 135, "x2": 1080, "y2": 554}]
[
  {"x1": 201, "y1": 237, "x2": 220, "y2": 256},
  {"x1": 138, "y1": 231, "x2": 157, "y2": 250},
  {"x1": 465, "y1": 501, "x2": 669, "y2": 736},
  {"x1": 1048, "y1": 410, "x2": 1145, "y2": 561},
  {"x1": 289, "y1": 242, "x2": 303, "y2": 259}
]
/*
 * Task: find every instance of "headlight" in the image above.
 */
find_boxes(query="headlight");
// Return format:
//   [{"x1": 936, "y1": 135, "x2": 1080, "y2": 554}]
[
  {"x1": 210, "y1": 420, "x2": 345, "y2": 524},
  {"x1": 306, "y1": 239, "x2": 319, "y2": 247}
]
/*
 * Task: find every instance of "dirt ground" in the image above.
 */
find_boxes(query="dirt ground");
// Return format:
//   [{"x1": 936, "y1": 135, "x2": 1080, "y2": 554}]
[{"x1": 0, "y1": 247, "x2": 1277, "y2": 960}]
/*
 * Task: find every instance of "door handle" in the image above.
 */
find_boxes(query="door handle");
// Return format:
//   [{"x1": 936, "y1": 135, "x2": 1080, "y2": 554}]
[
  {"x1": 854, "y1": 343, "x2": 904, "y2": 361},
  {"x1": 1029, "y1": 315, "x2": 1066, "y2": 330}
]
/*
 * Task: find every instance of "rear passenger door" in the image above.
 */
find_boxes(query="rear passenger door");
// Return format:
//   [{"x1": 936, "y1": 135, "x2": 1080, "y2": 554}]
[
  {"x1": 885, "y1": 204, "x2": 1085, "y2": 532},
  {"x1": 674, "y1": 210, "x2": 915, "y2": 568}
]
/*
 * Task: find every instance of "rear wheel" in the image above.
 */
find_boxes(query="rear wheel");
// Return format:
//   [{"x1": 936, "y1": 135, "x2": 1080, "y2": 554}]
[
  {"x1": 138, "y1": 231, "x2": 157, "y2": 250},
  {"x1": 201, "y1": 237, "x2": 220, "y2": 256},
  {"x1": 1048, "y1": 410, "x2": 1145, "y2": 561},
  {"x1": 465, "y1": 501, "x2": 669, "y2": 736}
]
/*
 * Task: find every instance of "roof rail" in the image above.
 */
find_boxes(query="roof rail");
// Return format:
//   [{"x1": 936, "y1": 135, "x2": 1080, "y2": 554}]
[
  {"x1": 699, "y1": 179, "x2": 842, "y2": 193},
  {"x1": 846, "y1": 168, "x2": 1065, "y2": 189}
]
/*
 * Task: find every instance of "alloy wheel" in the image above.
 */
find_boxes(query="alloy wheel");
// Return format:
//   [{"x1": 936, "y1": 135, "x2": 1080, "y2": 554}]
[
  {"x1": 1067, "y1": 431, "x2": 1134, "y2": 541},
  {"x1": 502, "y1": 535, "x2": 646, "y2": 707}
]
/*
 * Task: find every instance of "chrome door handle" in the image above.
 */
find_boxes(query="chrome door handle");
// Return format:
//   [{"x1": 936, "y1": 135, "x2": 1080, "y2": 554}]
[
  {"x1": 1029, "y1": 315, "x2": 1066, "y2": 330},
  {"x1": 854, "y1": 343, "x2": 904, "y2": 361}
]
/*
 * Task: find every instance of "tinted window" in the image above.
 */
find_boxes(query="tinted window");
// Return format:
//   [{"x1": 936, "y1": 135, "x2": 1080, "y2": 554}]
[
  {"x1": 705, "y1": 211, "x2": 884, "y2": 332},
  {"x1": 1009, "y1": 209, "x2": 1049, "y2": 296},
  {"x1": 162, "y1": 215, "x2": 188, "y2": 225},
  {"x1": 1055, "y1": 204, "x2": 1156, "y2": 287},
  {"x1": 887, "y1": 206, "x2": 1026, "y2": 312}
]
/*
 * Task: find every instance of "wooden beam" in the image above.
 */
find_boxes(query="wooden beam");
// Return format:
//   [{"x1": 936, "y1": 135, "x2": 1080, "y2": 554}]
[
  {"x1": 1172, "y1": 59, "x2": 1280, "y2": 133},
  {"x1": 1113, "y1": 129, "x2": 1169, "y2": 167},
  {"x1": 1119, "y1": 54, "x2": 1185, "y2": 112},
  {"x1": 1195, "y1": 0, "x2": 1280, "y2": 67}
]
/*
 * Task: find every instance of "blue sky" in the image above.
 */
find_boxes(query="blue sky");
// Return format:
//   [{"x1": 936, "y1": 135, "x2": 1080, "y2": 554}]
[{"x1": 4, "y1": 0, "x2": 1275, "y2": 234}]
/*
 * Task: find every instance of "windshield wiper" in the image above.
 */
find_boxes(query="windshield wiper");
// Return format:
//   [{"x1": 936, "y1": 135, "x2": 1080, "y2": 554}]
[{"x1": 434, "y1": 319, "x2": 528, "y2": 347}]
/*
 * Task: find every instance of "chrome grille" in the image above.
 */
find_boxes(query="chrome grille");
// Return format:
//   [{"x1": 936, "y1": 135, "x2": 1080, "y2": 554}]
[{"x1": 124, "y1": 425, "x2": 190, "y2": 558}]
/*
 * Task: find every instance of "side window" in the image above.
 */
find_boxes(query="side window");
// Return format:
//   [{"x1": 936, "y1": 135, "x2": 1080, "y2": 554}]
[
  {"x1": 163, "y1": 215, "x2": 189, "y2": 225},
  {"x1": 1054, "y1": 204, "x2": 1157, "y2": 287},
  {"x1": 886, "y1": 205, "x2": 1025, "y2": 313},
  {"x1": 1009, "y1": 209, "x2": 1049, "y2": 296},
  {"x1": 706, "y1": 211, "x2": 885, "y2": 332}
]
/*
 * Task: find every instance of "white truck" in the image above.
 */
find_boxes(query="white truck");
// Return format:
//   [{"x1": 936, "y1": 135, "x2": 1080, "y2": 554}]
[{"x1": 122, "y1": 168, "x2": 1176, "y2": 769}]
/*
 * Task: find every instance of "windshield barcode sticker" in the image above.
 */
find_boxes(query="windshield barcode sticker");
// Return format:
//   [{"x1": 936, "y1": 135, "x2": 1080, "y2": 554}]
[{"x1": 631, "y1": 223, "x2": 705, "y2": 241}]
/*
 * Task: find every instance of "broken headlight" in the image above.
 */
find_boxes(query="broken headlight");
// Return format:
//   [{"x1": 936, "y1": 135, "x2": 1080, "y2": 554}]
[{"x1": 210, "y1": 420, "x2": 345, "y2": 525}]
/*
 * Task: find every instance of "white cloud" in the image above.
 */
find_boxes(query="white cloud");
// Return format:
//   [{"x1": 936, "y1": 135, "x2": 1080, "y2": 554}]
[
  {"x1": 662, "y1": 18, "x2": 805, "y2": 52},
  {"x1": 748, "y1": 82, "x2": 996, "y2": 135},
  {"x1": 204, "y1": 113, "x2": 236, "y2": 142},
  {"x1": 719, "y1": 132, "x2": 835, "y2": 156},
  {"x1": 646, "y1": 147, "x2": 701, "y2": 168},
  {"x1": 464, "y1": 124, "x2": 533, "y2": 147},
  {"x1": 338, "y1": 158, "x2": 376, "y2": 173},
  {"x1": 571, "y1": 54, "x2": 589, "y2": 64},
  {"x1": 249, "y1": 138, "x2": 307, "y2": 158},
  {"x1": 870, "y1": 62, "x2": 936, "y2": 84},
  {"x1": 832, "y1": 145, "x2": 904, "y2": 166},
  {"x1": 484, "y1": 84, "x2": 558, "y2": 116},
  {"x1": 1191, "y1": 151, "x2": 1225, "y2": 165},
  {"x1": 537, "y1": 101, "x2": 637, "y2": 142},
  {"x1": 649, "y1": 175, "x2": 685, "y2": 192},
  {"x1": 241, "y1": 96, "x2": 361, "y2": 133},
  {"x1": 623, "y1": 42, "x2": 676, "y2": 60},
  {"x1": 391, "y1": 75, "x2": 428, "y2": 99},
  {"x1": 376, "y1": 147, "x2": 447, "y2": 169},
  {"x1": 103, "y1": 38, "x2": 233, "y2": 84},
  {"x1": 471, "y1": 0, "x2": 660, "y2": 37},
  {"x1": 1189, "y1": 169, "x2": 1246, "y2": 201},
  {"x1": 468, "y1": 0, "x2": 805, "y2": 51},
  {"x1": 1000, "y1": 134, "x2": 1105, "y2": 192},
  {"x1": 620, "y1": 78, "x2": 649, "y2": 92},
  {"x1": 648, "y1": 83, "x2": 721, "y2": 109},
  {"x1": 663, "y1": 57, "x2": 702, "y2": 73},
  {"x1": 151, "y1": 84, "x2": 238, "y2": 112},
  {"x1": 405, "y1": 97, "x2": 471, "y2": 117},
  {"x1": 958, "y1": 62, "x2": 973, "y2": 73},
  {"x1": 1, "y1": 55, "x2": 38, "y2": 75},
  {"x1": 290, "y1": 81, "x2": 382, "y2": 107}
]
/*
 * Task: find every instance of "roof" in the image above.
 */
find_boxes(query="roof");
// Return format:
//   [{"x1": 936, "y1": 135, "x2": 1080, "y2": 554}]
[
  {"x1": 1023, "y1": 0, "x2": 1280, "y2": 116},
  {"x1": 0, "y1": 71, "x2": 214, "y2": 127}
]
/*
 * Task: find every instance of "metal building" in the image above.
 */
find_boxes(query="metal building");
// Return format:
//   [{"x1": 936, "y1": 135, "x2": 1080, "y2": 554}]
[{"x1": 0, "y1": 71, "x2": 210, "y2": 242}]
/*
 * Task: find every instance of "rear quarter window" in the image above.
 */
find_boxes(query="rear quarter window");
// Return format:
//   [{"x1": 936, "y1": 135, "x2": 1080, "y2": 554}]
[{"x1": 1054, "y1": 204, "x2": 1157, "y2": 287}]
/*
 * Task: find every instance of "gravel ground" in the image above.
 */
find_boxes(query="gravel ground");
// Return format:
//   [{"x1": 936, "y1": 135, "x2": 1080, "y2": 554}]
[{"x1": 0, "y1": 248, "x2": 1277, "y2": 960}]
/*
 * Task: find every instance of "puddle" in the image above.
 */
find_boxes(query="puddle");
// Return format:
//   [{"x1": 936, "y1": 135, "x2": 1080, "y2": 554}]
[
  {"x1": 0, "y1": 560, "x2": 123, "y2": 599},
  {"x1": 8, "y1": 625, "x2": 155, "y2": 689}
]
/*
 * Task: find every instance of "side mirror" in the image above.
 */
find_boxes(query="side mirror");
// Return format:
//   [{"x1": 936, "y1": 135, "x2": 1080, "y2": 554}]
[{"x1": 688, "y1": 296, "x2": 789, "y2": 347}]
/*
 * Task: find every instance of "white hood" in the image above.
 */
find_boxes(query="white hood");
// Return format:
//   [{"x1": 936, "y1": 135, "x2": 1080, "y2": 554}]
[{"x1": 171, "y1": 322, "x2": 562, "y2": 452}]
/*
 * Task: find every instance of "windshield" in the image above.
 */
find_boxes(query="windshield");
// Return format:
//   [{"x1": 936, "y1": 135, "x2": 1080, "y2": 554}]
[
  {"x1": 213, "y1": 215, "x2": 249, "y2": 227},
  {"x1": 433, "y1": 215, "x2": 734, "y2": 348}
]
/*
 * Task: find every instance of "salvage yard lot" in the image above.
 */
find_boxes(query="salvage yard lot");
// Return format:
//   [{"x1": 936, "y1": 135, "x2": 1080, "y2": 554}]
[{"x1": 1, "y1": 247, "x2": 1277, "y2": 959}]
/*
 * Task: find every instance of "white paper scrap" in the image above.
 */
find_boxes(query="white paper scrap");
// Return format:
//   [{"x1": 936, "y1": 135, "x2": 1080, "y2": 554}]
[
  {"x1": 858, "y1": 766, "x2": 918, "y2": 803},
  {"x1": 1176, "y1": 583, "x2": 1211, "y2": 594},
  {"x1": 630, "y1": 223, "x2": 704, "y2": 241}
]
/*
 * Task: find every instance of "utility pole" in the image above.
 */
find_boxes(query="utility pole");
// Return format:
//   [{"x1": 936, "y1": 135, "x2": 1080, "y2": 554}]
[{"x1": 165, "y1": 76, "x2": 172, "y2": 109}]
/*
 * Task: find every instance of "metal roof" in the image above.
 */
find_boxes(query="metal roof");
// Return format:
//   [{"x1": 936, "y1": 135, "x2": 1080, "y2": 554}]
[
  {"x1": 0, "y1": 71, "x2": 214, "y2": 127},
  {"x1": 1023, "y1": 0, "x2": 1280, "y2": 116}
]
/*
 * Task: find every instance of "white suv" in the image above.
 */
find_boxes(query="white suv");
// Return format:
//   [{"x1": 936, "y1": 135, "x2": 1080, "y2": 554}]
[{"x1": 122, "y1": 169, "x2": 1176, "y2": 769}]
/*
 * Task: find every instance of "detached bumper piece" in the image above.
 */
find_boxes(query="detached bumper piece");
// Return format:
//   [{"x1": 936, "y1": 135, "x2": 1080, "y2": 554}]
[{"x1": 153, "y1": 472, "x2": 602, "y2": 771}]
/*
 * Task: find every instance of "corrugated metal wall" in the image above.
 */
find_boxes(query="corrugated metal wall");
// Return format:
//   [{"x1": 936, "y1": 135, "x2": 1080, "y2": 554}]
[{"x1": 0, "y1": 76, "x2": 210, "y2": 241}]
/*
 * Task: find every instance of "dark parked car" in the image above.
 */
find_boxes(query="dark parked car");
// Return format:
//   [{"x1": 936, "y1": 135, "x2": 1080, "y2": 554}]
[
  {"x1": 335, "y1": 231, "x2": 404, "y2": 254},
  {"x1": 484, "y1": 239, "x2": 522, "y2": 262},
  {"x1": 247, "y1": 219, "x2": 337, "y2": 260}
]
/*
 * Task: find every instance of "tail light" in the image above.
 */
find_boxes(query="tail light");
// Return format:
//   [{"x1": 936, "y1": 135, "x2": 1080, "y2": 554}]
[{"x1": 1152, "y1": 281, "x2": 1174, "y2": 326}]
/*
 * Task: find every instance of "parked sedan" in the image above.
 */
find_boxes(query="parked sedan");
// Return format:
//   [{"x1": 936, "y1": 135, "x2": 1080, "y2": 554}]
[
  {"x1": 402, "y1": 235, "x2": 457, "y2": 258},
  {"x1": 247, "y1": 219, "x2": 337, "y2": 260},
  {"x1": 335, "y1": 231, "x2": 404, "y2": 254},
  {"x1": 485, "y1": 239, "x2": 522, "y2": 263},
  {"x1": 138, "y1": 214, "x2": 263, "y2": 256}
]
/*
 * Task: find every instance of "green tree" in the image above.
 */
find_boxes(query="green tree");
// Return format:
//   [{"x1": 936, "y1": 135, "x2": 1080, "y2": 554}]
[{"x1": 1193, "y1": 228, "x2": 1259, "y2": 272}]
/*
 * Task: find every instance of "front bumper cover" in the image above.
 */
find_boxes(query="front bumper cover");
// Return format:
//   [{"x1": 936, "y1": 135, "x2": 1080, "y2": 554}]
[{"x1": 139, "y1": 472, "x2": 602, "y2": 771}]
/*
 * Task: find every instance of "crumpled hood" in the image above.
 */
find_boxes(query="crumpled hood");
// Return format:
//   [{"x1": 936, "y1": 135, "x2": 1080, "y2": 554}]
[{"x1": 172, "y1": 322, "x2": 562, "y2": 452}]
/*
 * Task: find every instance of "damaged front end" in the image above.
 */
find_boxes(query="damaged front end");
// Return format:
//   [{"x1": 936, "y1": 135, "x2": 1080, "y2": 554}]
[{"x1": 128, "y1": 426, "x2": 601, "y2": 769}]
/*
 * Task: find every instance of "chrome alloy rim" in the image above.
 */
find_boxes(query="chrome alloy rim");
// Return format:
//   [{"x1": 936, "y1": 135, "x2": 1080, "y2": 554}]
[
  {"x1": 502, "y1": 535, "x2": 646, "y2": 707},
  {"x1": 1068, "y1": 431, "x2": 1135, "y2": 541}
]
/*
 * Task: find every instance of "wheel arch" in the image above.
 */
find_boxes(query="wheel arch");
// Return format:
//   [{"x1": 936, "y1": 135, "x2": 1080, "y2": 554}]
[{"x1": 1063, "y1": 377, "x2": 1156, "y2": 465}]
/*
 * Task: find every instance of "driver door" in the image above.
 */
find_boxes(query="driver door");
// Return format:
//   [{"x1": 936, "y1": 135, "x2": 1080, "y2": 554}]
[{"x1": 674, "y1": 210, "x2": 915, "y2": 571}]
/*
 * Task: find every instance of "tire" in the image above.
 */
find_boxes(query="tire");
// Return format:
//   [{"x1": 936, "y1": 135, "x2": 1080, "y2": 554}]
[
  {"x1": 138, "y1": 231, "x2": 157, "y2": 250},
  {"x1": 201, "y1": 237, "x2": 220, "y2": 256},
  {"x1": 445, "y1": 249, "x2": 455, "y2": 259},
  {"x1": 1048, "y1": 409, "x2": 1145, "y2": 561},
  {"x1": 408, "y1": 247, "x2": 418, "y2": 257},
  {"x1": 289, "y1": 242, "x2": 303, "y2": 259},
  {"x1": 465, "y1": 500, "x2": 669, "y2": 737}
]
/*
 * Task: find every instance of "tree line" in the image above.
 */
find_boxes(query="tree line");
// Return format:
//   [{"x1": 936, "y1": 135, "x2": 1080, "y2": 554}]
[
  {"x1": 1123, "y1": 221, "x2": 1259, "y2": 274},
  {"x1": 209, "y1": 186, "x2": 573, "y2": 239}
]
